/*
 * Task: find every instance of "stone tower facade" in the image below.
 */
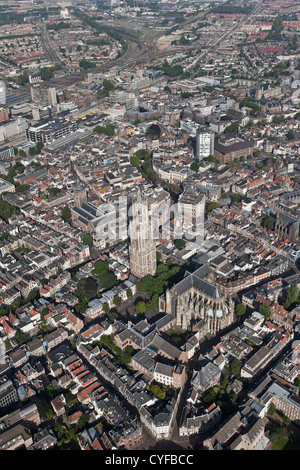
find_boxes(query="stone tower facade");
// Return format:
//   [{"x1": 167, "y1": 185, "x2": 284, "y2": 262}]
[
  {"x1": 129, "y1": 188, "x2": 157, "y2": 278},
  {"x1": 74, "y1": 182, "x2": 87, "y2": 208}
]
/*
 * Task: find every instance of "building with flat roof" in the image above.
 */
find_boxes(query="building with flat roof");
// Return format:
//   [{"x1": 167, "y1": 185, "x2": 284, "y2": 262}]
[
  {"x1": 196, "y1": 127, "x2": 214, "y2": 161},
  {"x1": 26, "y1": 119, "x2": 78, "y2": 144},
  {"x1": 214, "y1": 134, "x2": 253, "y2": 164}
]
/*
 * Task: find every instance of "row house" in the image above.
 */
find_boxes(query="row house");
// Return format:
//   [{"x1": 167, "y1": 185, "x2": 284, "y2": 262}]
[
  {"x1": 153, "y1": 362, "x2": 186, "y2": 389},
  {"x1": 46, "y1": 304, "x2": 83, "y2": 334},
  {"x1": 50, "y1": 394, "x2": 66, "y2": 417},
  {"x1": 108, "y1": 418, "x2": 143, "y2": 449},
  {"x1": 179, "y1": 401, "x2": 222, "y2": 437},
  {"x1": 9, "y1": 348, "x2": 28, "y2": 369},
  {"x1": 220, "y1": 331, "x2": 253, "y2": 360},
  {"x1": 0, "y1": 316, "x2": 16, "y2": 339},
  {"x1": 0, "y1": 287, "x2": 21, "y2": 306},
  {"x1": 84, "y1": 297, "x2": 108, "y2": 321},
  {"x1": 114, "y1": 325, "x2": 157, "y2": 352},
  {"x1": 20, "y1": 276, "x2": 39, "y2": 299},
  {"x1": 78, "y1": 426, "x2": 114, "y2": 451},
  {"x1": 43, "y1": 327, "x2": 68, "y2": 351},
  {"x1": 77, "y1": 381, "x2": 107, "y2": 405},
  {"x1": 39, "y1": 271, "x2": 71, "y2": 298},
  {"x1": 26, "y1": 338, "x2": 44, "y2": 358},
  {"x1": 270, "y1": 302, "x2": 295, "y2": 332},
  {"x1": 139, "y1": 399, "x2": 176, "y2": 440},
  {"x1": 15, "y1": 362, "x2": 45, "y2": 386}
]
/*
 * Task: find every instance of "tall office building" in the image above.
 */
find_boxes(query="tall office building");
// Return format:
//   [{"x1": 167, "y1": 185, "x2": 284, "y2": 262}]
[
  {"x1": 48, "y1": 88, "x2": 57, "y2": 107},
  {"x1": 129, "y1": 188, "x2": 157, "y2": 278},
  {"x1": 195, "y1": 127, "x2": 214, "y2": 161},
  {"x1": 0, "y1": 107, "x2": 9, "y2": 123}
]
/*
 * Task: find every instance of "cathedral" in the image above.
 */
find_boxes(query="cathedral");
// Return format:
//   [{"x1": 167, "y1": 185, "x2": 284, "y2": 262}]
[{"x1": 159, "y1": 264, "x2": 235, "y2": 336}]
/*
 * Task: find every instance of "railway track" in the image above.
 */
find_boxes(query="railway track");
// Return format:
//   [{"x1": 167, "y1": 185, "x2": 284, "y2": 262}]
[{"x1": 38, "y1": 1, "x2": 267, "y2": 91}]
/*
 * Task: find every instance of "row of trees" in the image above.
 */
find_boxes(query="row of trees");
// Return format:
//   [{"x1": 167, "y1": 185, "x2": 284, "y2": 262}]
[{"x1": 93, "y1": 123, "x2": 116, "y2": 137}]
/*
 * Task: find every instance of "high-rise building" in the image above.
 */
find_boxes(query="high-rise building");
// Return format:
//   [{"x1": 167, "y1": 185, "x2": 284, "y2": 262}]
[
  {"x1": 48, "y1": 88, "x2": 57, "y2": 107},
  {"x1": 0, "y1": 107, "x2": 9, "y2": 123},
  {"x1": 129, "y1": 188, "x2": 157, "y2": 278},
  {"x1": 195, "y1": 127, "x2": 214, "y2": 161}
]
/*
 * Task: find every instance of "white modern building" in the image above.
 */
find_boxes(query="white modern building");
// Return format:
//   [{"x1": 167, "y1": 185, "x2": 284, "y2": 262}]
[{"x1": 196, "y1": 127, "x2": 214, "y2": 161}]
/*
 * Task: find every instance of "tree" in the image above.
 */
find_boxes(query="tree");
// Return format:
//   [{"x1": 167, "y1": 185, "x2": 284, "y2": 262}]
[
  {"x1": 174, "y1": 239, "x2": 186, "y2": 250},
  {"x1": 130, "y1": 155, "x2": 141, "y2": 168},
  {"x1": 25, "y1": 289, "x2": 38, "y2": 303},
  {"x1": 61, "y1": 206, "x2": 71, "y2": 222},
  {"x1": 126, "y1": 288, "x2": 133, "y2": 299},
  {"x1": 135, "y1": 301, "x2": 146, "y2": 315},
  {"x1": 99, "y1": 271, "x2": 118, "y2": 290},
  {"x1": 282, "y1": 283, "x2": 299, "y2": 310},
  {"x1": 225, "y1": 121, "x2": 239, "y2": 134},
  {"x1": 232, "y1": 194, "x2": 244, "y2": 203},
  {"x1": 79, "y1": 59, "x2": 96, "y2": 70},
  {"x1": 82, "y1": 233, "x2": 93, "y2": 248},
  {"x1": 15, "y1": 330, "x2": 30, "y2": 345},
  {"x1": 235, "y1": 303, "x2": 246, "y2": 317},
  {"x1": 230, "y1": 358, "x2": 242, "y2": 376},
  {"x1": 259, "y1": 303, "x2": 271, "y2": 319},
  {"x1": 190, "y1": 161, "x2": 199, "y2": 172},
  {"x1": 262, "y1": 215, "x2": 274, "y2": 231},
  {"x1": 145, "y1": 124, "x2": 161, "y2": 139},
  {"x1": 150, "y1": 384, "x2": 166, "y2": 400},
  {"x1": 207, "y1": 202, "x2": 219, "y2": 213},
  {"x1": 93, "y1": 124, "x2": 116, "y2": 137},
  {"x1": 92, "y1": 261, "x2": 118, "y2": 290},
  {"x1": 0, "y1": 197, "x2": 17, "y2": 222},
  {"x1": 113, "y1": 295, "x2": 122, "y2": 307},
  {"x1": 77, "y1": 413, "x2": 90, "y2": 430},
  {"x1": 295, "y1": 375, "x2": 300, "y2": 390},
  {"x1": 102, "y1": 303, "x2": 110, "y2": 314}
]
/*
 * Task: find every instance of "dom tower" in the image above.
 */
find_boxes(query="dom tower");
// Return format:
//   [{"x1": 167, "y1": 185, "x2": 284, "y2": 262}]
[{"x1": 129, "y1": 188, "x2": 157, "y2": 278}]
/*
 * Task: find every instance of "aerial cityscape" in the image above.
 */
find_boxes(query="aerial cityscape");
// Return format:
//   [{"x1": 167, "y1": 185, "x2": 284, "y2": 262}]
[{"x1": 0, "y1": 0, "x2": 299, "y2": 454}]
